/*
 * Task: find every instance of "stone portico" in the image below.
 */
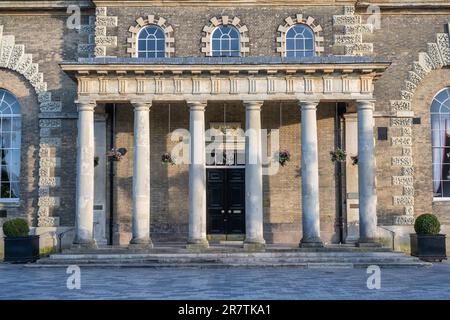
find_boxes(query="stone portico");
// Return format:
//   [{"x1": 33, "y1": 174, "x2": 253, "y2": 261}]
[{"x1": 61, "y1": 56, "x2": 390, "y2": 249}]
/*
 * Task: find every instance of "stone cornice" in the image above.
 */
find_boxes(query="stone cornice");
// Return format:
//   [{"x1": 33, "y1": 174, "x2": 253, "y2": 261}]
[
  {"x1": 93, "y1": 0, "x2": 354, "y2": 7},
  {"x1": 0, "y1": 1, "x2": 93, "y2": 10},
  {"x1": 356, "y1": 2, "x2": 450, "y2": 11},
  {"x1": 61, "y1": 57, "x2": 390, "y2": 79}
]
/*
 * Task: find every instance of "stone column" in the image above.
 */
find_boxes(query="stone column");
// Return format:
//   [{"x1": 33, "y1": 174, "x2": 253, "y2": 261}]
[
  {"x1": 187, "y1": 101, "x2": 209, "y2": 249},
  {"x1": 73, "y1": 101, "x2": 97, "y2": 248},
  {"x1": 299, "y1": 101, "x2": 323, "y2": 248},
  {"x1": 356, "y1": 100, "x2": 379, "y2": 246},
  {"x1": 129, "y1": 102, "x2": 153, "y2": 249},
  {"x1": 244, "y1": 101, "x2": 265, "y2": 250}
]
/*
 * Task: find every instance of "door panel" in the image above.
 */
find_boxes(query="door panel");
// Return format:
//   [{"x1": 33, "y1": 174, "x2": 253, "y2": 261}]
[
  {"x1": 207, "y1": 170, "x2": 225, "y2": 234},
  {"x1": 206, "y1": 168, "x2": 245, "y2": 236},
  {"x1": 226, "y1": 169, "x2": 245, "y2": 235}
]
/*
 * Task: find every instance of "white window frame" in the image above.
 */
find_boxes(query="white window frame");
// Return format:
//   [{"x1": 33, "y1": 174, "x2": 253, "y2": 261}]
[
  {"x1": 136, "y1": 25, "x2": 166, "y2": 58},
  {"x1": 210, "y1": 25, "x2": 241, "y2": 57},
  {"x1": 0, "y1": 89, "x2": 21, "y2": 203}
]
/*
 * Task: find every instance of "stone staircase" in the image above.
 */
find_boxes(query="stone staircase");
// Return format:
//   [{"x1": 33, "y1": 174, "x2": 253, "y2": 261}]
[{"x1": 31, "y1": 245, "x2": 431, "y2": 268}]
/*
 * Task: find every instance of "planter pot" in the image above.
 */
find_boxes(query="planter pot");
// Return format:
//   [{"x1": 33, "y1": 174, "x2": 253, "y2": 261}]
[
  {"x1": 410, "y1": 233, "x2": 447, "y2": 262},
  {"x1": 4, "y1": 235, "x2": 40, "y2": 263}
]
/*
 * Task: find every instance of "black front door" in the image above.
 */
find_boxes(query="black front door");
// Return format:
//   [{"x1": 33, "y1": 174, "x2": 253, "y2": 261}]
[{"x1": 207, "y1": 168, "x2": 245, "y2": 236}]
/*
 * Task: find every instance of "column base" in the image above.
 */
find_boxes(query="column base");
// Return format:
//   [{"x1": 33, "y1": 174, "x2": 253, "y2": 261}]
[
  {"x1": 299, "y1": 238, "x2": 324, "y2": 248},
  {"x1": 243, "y1": 240, "x2": 266, "y2": 251},
  {"x1": 128, "y1": 238, "x2": 154, "y2": 251},
  {"x1": 72, "y1": 239, "x2": 97, "y2": 250},
  {"x1": 186, "y1": 239, "x2": 209, "y2": 251}
]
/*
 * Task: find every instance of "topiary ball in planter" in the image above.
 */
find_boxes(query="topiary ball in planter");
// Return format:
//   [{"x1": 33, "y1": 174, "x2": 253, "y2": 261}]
[
  {"x1": 411, "y1": 213, "x2": 446, "y2": 262},
  {"x1": 3, "y1": 218, "x2": 29, "y2": 237},
  {"x1": 2, "y1": 218, "x2": 40, "y2": 263},
  {"x1": 414, "y1": 213, "x2": 440, "y2": 235}
]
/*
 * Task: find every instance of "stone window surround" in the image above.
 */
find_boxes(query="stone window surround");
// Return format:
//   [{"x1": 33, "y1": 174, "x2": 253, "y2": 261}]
[
  {"x1": 127, "y1": 15, "x2": 175, "y2": 58},
  {"x1": 0, "y1": 25, "x2": 62, "y2": 227},
  {"x1": 202, "y1": 16, "x2": 249, "y2": 57},
  {"x1": 276, "y1": 14, "x2": 324, "y2": 57}
]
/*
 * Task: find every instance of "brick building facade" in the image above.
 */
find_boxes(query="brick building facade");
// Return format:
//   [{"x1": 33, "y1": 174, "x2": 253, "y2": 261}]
[{"x1": 0, "y1": 0, "x2": 449, "y2": 255}]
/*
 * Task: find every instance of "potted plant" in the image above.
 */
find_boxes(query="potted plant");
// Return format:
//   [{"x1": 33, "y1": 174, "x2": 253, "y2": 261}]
[
  {"x1": 3, "y1": 218, "x2": 40, "y2": 263},
  {"x1": 107, "y1": 148, "x2": 127, "y2": 161},
  {"x1": 276, "y1": 150, "x2": 291, "y2": 167},
  {"x1": 161, "y1": 152, "x2": 176, "y2": 165},
  {"x1": 330, "y1": 148, "x2": 347, "y2": 163},
  {"x1": 410, "y1": 213, "x2": 447, "y2": 262}
]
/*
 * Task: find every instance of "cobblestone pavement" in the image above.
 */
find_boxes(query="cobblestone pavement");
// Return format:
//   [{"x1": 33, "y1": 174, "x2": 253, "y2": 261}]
[{"x1": 0, "y1": 262, "x2": 449, "y2": 300}]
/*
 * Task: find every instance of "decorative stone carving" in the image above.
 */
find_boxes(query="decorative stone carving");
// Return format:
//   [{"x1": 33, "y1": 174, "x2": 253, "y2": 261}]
[
  {"x1": 391, "y1": 137, "x2": 412, "y2": 146},
  {"x1": 332, "y1": 6, "x2": 373, "y2": 56},
  {"x1": 127, "y1": 15, "x2": 174, "y2": 57},
  {"x1": 0, "y1": 25, "x2": 62, "y2": 227},
  {"x1": 401, "y1": 167, "x2": 414, "y2": 176},
  {"x1": 393, "y1": 196, "x2": 414, "y2": 206},
  {"x1": 391, "y1": 118, "x2": 412, "y2": 126},
  {"x1": 76, "y1": 7, "x2": 116, "y2": 58},
  {"x1": 276, "y1": 14, "x2": 324, "y2": 56},
  {"x1": 393, "y1": 215, "x2": 414, "y2": 225},
  {"x1": 392, "y1": 176, "x2": 413, "y2": 186},
  {"x1": 202, "y1": 16, "x2": 249, "y2": 56},
  {"x1": 391, "y1": 100, "x2": 411, "y2": 111},
  {"x1": 392, "y1": 156, "x2": 412, "y2": 166},
  {"x1": 389, "y1": 26, "x2": 450, "y2": 222}
]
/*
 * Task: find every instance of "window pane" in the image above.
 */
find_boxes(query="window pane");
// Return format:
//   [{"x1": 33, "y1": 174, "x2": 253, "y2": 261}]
[
  {"x1": 138, "y1": 40, "x2": 146, "y2": 51},
  {"x1": 2, "y1": 118, "x2": 11, "y2": 132},
  {"x1": 231, "y1": 39, "x2": 239, "y2": 51},
  {"x1": 1, "y1": 166, "x2": 9, "y2": 182},
  {"x1": 12, "y1": 118, "x2": 20, "y2": 131},
  {"x1": 1, "y1": 182, "x2": 10, "y2": 198},
  {"x1": 1, "y1": 133, "x2": 11, "y2": 148},
  {"x1": 222, "y1": 39, "x2": 230, "y2": 50}
]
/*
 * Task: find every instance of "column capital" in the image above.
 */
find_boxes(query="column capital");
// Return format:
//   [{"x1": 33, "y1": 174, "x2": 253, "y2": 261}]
[
  {"x1": 356, "y1": 99, "x2": 375, "y2": 110},
  {"x1": 76, "y1": 101, "x2": 96, "y2": 112},
  {"x1": 298, "y1": 100, "x2": 319, "y2": 110},
  {"x1": 243, "y1": 100, "x2": 264, "y2": 110},
  {"x1": 187, "y1": 101, "x2": 207, "y2": 111},
  {"x1": 131, "y1": 101, "x2": 152, "y2": 112}
]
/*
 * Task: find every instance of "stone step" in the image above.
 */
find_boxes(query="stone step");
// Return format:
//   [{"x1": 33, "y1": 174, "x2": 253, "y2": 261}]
[
  {"x1": 32, "y1": 251, "x2": 430, "y2": 268},
  {"x1": 46, "y1": 252, "x2": 408, "y2": 260},
  {"x1": 29, "y1": 260, "x2": 431, "y2": 268}
]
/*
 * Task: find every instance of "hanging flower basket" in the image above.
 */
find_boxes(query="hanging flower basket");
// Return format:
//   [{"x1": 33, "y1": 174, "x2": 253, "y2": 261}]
[
  {"x1": 94, "y1": 156, "x2": 99, "y2": 167},
  {"x1": 161, "y1": 152, "x2": 176, "y2": 166},
  {"x1": 107, "y1": 148, "x2": 126, "y2": 161},
  {"x1": 277, "y1": 150, "x2": 291, "y2": 167},
  {"x1": 351, "y1": 155, "x2": 358, "y2": 166},
  {"x1": 330, "y1": 148, "x2": 347, "y2": 163}
]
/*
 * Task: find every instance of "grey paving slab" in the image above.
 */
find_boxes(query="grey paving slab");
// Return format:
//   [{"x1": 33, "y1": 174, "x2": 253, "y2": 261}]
[{"x1": 0, "y1": 262, "x2": 449, "y2": 300}]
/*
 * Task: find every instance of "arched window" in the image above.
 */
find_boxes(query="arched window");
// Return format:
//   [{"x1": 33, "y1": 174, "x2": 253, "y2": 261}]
[
  {"x1": 285, "y1": 24, "x2": 315, "y2": 57},
  {"x1": 0, "y1": 89, "x2": 21, "y2": 201},
  {"x1": 211, "y1": 25, "x2": 240, "y2": 57},
  {"x1": 137, "y1": 25, "x2": 165, "y2": 58},
  {"x1": 431, "y1": 87, "x2": 450, "y2": 198}
]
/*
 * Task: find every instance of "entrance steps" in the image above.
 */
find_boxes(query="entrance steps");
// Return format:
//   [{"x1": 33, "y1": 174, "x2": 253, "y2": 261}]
[{"x1": 31, "y1": 245, "x2": 432, "y2": 268}]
